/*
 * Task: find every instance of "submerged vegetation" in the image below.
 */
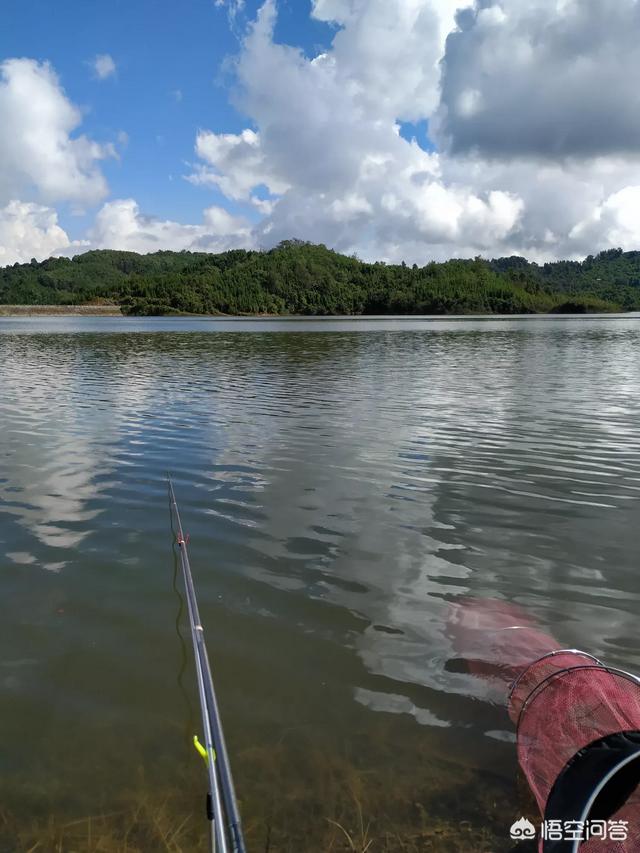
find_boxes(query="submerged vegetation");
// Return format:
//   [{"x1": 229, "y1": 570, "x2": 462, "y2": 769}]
[
  {"x1": 1, "y1": 242, "x2": 638, "y2": 316},
  {"x1": 0, "y1": 734, "x2": 520, "y2": 852}
]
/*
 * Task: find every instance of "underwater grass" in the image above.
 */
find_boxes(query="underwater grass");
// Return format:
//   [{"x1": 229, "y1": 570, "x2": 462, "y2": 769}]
[
  {"x1": 0, "y1": 798, "x2": 502, "y2": 853},
  {"x1": 0, "y1": 731, "x2": 523, "y2": 852}
]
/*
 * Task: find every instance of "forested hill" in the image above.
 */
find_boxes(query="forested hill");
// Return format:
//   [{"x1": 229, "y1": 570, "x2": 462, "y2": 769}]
[{"x1": 1, "y1": 241, "x2": 639, "y2": 316}]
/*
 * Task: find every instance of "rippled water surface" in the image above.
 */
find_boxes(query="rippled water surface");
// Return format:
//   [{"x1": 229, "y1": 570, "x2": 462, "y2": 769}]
[{"x1": 1, "y1": 315, "x2": 639, "y2": 852}]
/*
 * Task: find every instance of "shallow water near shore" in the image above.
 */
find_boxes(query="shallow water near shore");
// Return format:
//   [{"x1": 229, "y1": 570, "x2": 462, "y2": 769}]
[{"x1": 1, "y1": 315, "x2": 639, "y2": 851}]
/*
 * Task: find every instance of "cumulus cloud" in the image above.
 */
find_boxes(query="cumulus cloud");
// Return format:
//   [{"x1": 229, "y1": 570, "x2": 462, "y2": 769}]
[
  {"x1": 438, "y1": 153, "x2": 640, "y2": 259},
  {"x1": 0, "y1": 200, "x2": 71, "y2": 266},
  {"x1": 87, "y1": 198, "x2": 255, "y2": 254},
  {"x1": 0, "y1": 58, "x2": 111, "y2": 207},
  {"x1": 0, "y1": 196, "x2": 256, "y2": 267},
  {"x1": 570, "y1": 186, "x2": 640, "y2": 250},
  {"x1": 5, "y1": 1, "x2": 640, "y2": 266},
  {"x1": 311, "y1": 0, "x2": 462, "y2": 122},
  {"x1": 436, "y1": 0, "x2": 640, "y2": 158},
  {"x1": 188, "y1": 0, "x2": 525, "y2": 261},
  {"x1": 183, "y1": 0, "x2": 640, "y2": 263},
  {"x1": 187, "y1": 127, "x2": 289, "y2": 200},
  {"x1": 92, "y1": 53, "x2": 116, "y2": 80}
]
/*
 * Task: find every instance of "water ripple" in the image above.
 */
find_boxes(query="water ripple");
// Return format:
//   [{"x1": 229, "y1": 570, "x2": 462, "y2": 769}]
[{"x1": 1, "y1": 316, "x2": 640, "y2": 846}]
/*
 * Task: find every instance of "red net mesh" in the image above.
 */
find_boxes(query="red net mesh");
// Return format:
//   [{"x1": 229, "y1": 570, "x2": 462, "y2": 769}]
[
  {"x1": 510, "y1": 657, "x2": 640, "y2": 851},
  {"x1": 508, "y1": 651, "x2": 601, "y2": 727},
  {"x1": 447, "y1": 600, "x2": 640, "y2": 851}
]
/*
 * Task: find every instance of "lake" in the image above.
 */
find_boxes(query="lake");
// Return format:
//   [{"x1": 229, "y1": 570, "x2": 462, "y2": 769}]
[{"x1": 1, "y1": 315, "x2": 639, "y2": 852}]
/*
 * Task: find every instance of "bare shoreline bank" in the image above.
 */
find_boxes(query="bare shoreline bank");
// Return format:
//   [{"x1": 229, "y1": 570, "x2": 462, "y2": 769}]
[
  {"x1": 1, "y1": 305, "x2": 638, "y2": 320},
  {"x1": 0, "y1": 305, "x2": 123, "y2": 316}
]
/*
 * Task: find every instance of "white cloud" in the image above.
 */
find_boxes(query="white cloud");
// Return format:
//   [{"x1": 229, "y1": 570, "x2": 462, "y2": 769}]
[
  {"x1": 310, "y1": 0, "x2": 463, "y2": 122},
  {"x1": 184, "y1": 0, "x2": 640, "y2": 263},
  {"x1": 0, "y1": 58, "x2": 111, "y2": 207},
  {"x1": 441, "y1": 154, "x2": 640, "y2": 260},
  {"x1": 188, "y1": 127, "x2": 289, "y2": 200},
  {"x1": 188, "y1": 0, "x2": 524, "y2": 262},
  {"x1": 0, "y1": 200, "x2": 71, "y2": 266},
  {"x1": 5, "y1": 2, "x2": 640, "y2": 266},
  {"x1": 214, "y1": 0, "x2": 244, "y2": 9},
  {"x1": 92, "y1": 53, "x2": 116, "y2": 81},
  {"x1": 0, "y1": 196, "x2": 257, "y2": 268},
  {"x1": 570, "y1": 186, "x2": 640, "y2": 251},
  {"x1": 214, "y1": 0, "x2": 246, "y2": 22},
  {"x1": 87, "y1": 198, "x2": 255, "y2": 254}
]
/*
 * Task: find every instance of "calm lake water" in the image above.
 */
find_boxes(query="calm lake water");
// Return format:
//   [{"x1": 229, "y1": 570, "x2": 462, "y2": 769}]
[{"x1": 1, "y1": 315, "x2": 639, "y2": 852}]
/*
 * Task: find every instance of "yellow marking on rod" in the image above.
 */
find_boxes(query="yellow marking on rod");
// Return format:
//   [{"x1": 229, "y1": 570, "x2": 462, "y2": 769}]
[{"x1": 193, "y1": 735, "x2": 216, "y2": 765}]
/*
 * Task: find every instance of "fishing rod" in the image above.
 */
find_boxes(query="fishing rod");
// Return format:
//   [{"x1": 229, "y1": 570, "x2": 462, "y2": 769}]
[{"x1": 168, "y1": 476, "x2": 246, "y2": 853}]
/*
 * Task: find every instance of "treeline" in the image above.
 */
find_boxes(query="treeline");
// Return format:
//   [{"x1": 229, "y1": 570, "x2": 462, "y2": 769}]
[
  {"x1": 1, "y1": 241, "x2": 638, "y2": 315},
  {"x1": 489, "y1": 248, "x2": 640, "y2": 311}
]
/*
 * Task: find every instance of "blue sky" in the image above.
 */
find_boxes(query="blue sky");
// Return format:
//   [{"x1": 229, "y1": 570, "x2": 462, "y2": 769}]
[
  {"x1": 1, "y1": 0, "x2": 639, "y2": 266},
  {"x1": 1, "y1": 0, "x2": 335, "y2": 238}
]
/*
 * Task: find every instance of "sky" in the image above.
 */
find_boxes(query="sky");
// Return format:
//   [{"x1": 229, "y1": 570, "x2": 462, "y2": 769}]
[{"x1": 1, "y1": 0, "x2": 640, "y2": 267}]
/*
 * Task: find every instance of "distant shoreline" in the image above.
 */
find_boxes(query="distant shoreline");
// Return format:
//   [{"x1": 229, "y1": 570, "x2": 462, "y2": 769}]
[
  {"x1": 1, "y1": 306, "x2": 638, "y2": 320},
  {"x1": 0, "y1": 305, "x2": 123, "y2": 316}
]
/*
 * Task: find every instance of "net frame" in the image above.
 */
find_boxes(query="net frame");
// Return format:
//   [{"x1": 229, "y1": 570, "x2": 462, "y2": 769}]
[
  {"x1": 508, "y1": 649, "x2": 603, "y2": 725},
  {"x1": 517, "y1": 664, "x2": 640, "y2": 722}
]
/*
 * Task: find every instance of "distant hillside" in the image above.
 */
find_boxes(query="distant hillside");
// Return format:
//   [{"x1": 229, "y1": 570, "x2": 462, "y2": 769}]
[
  {"x1": 1, "y1": 241, "x2": 639, "y2": 316},
  {"x1": 488, "y1": 248, "x2": 640, "y2": 311}
]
